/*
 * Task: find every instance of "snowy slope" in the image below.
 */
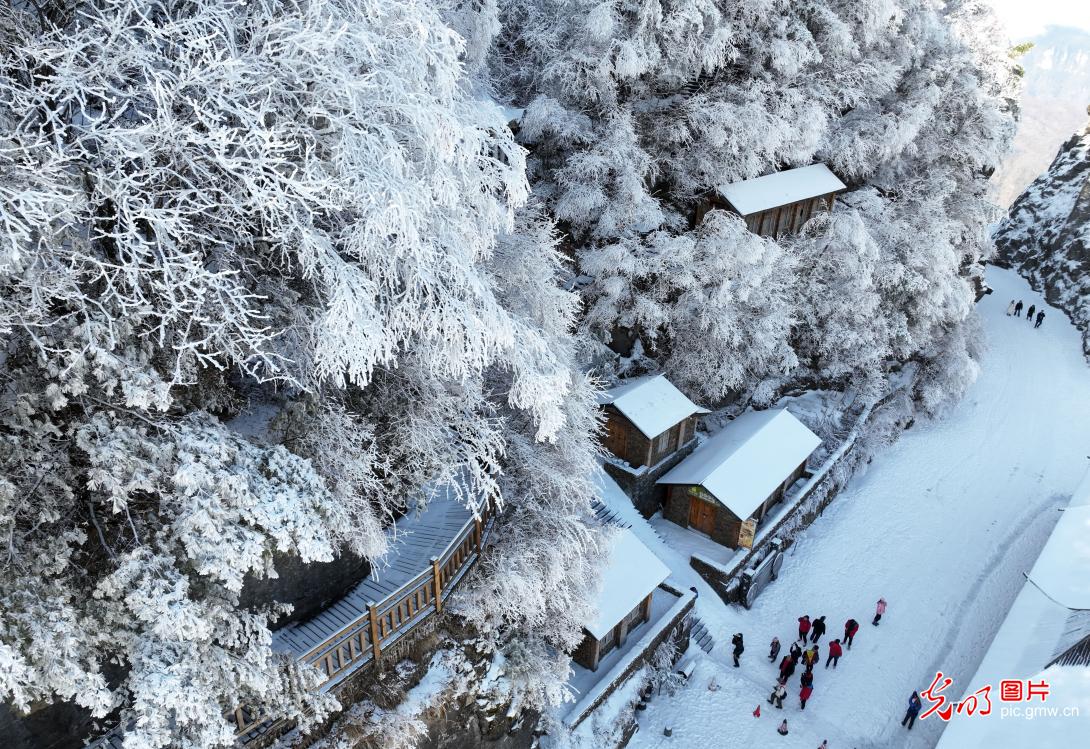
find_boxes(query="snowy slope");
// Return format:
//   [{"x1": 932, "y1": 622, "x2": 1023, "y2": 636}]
[{"x1": 609, "y1": 267, "x2": 1090, "y2": 748}]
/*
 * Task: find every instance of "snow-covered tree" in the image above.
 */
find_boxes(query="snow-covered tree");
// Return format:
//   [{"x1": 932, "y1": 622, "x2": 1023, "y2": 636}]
[
  {"x1": 0, "y1": 0, "x2": 602, "y2": 745},
  {"x1": 494, "y1": 0, "x2": 1018, "y2": 405}
]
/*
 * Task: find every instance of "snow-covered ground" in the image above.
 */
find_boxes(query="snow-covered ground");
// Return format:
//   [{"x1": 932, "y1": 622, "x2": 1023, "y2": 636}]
[{"x1": 606, "y1": 267, "x2": 1090, "y2": 748}]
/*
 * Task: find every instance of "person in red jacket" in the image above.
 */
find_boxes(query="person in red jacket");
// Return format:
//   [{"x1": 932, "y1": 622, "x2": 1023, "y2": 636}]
[
  {"x1": 844, "y1": 618, "x2": 860, "y2": 649},
  {"x1": 799, "y1": 671, "x2": 814, "y2": 709},
  {"x1": 778, "y1": 655, "x2": 796, "y2": 682},
  {"x1": 798, "y1": 615, "x2": 811, "y2": 641},
  {"x1": 825, "y1": 639, "x2": 843, "y2": 669}
]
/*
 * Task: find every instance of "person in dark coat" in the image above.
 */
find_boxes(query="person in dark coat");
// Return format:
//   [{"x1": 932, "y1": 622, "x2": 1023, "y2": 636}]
[
  {"x1": 789, "y1": 640, "x2": 803, "y2": 664},
  {"x1": 1026, "y1": 304, "x2": 1036, "y2": 321},
  {"x1": 799, "y1": 671, "x2": 814, "y2": 709},
  {"x1": 1015, "y1": 300, "x2": 1024, "y2": 316},
  {"x1": 778, "y1": 655, "x2": 796, "y2": 682},
  {"x1": 732, "y1": 633, "x2": 745, "y2": 667},
  {"x1": 843, "y1": 618, "x2": 859, "y2": 649},
  {"x1": 902, "y1": 691, "x2": 923, "y2": 730},
  {"x1": 768, "y1": 637, "x2": 781, "y2": 662},
  {"x1": 798, "y1": 615, "x2": 811, "y2": 641},
  {"x1": 1036, "y1": 310, "x2": 1046, "y2": 328},
  {"x1": 768, "y1": 681, "x2": 787, "y2": 709},
  {"x1": 825, "y1": 639, "x2": 843, "y2": 668},
  {"x1": 810, "y1": 616, "x2": 827, "y2": 643}
]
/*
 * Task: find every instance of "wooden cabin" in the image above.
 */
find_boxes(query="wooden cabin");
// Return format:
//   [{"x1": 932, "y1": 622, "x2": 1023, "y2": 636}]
[
  {"x1": 700, "y1": 163, "x2": 846, "y2": 239},
  {"x1": 599, "y1": 375, "x2": 709, "y2": 470},
  {"x1": 657, "y1": 409, "x2": 820, "y2": 549},
  {"x1": 573, "y1": 529, "x2": 671, "y2": 671}
]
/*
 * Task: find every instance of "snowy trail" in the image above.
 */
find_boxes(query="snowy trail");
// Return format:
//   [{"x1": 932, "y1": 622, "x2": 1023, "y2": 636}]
[{"x1": 625, "y1": 268, "x2": 1090, "y2": 749}]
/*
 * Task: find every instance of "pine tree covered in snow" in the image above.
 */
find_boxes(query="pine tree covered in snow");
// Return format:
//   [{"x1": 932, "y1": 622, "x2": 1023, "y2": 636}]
[
  {"x1": 493, "y1": 0, "x2": 1018, "y2": 404},
  {"x1": 0, "y1": 0, "x2": 602, "y2": 745}
]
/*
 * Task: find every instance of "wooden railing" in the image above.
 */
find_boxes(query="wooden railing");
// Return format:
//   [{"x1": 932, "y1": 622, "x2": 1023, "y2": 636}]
[{"x1": 232, "y1": 503, "x2": 494, "y2": 739}]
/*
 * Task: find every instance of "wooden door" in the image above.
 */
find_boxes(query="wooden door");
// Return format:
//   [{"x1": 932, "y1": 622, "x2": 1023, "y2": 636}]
[{"x1": 688, "y1": 495, "x2": 717, "y2": 536}]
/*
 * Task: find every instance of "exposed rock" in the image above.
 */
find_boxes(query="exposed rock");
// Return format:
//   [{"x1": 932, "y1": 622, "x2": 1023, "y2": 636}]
[{"x1": 993, "y1": 120, "x2": 1090, "y2": 353}]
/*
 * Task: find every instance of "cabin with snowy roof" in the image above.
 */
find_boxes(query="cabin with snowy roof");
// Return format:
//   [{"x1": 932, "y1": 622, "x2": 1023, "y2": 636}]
[
  {"x1": 598, "y1": 375, "x2": 709, "y2": 516},
  {"x1": 657, "y1": 409, "x2": 820, "y2": 549},
  {"x1": 573, "y1": 528, "x2": 671, "y2": 672},
  {"x1": 700, "y1": 163, "x2": 846, "y2": 238},
  {"x1": 600, "y1": 375, "x2": 708, "y2": 471}
]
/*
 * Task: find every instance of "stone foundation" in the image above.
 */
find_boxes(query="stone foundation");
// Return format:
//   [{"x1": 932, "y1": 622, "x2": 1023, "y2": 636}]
[{"x1": 603, "y1": 440, "x2": 697, "y2": 518}]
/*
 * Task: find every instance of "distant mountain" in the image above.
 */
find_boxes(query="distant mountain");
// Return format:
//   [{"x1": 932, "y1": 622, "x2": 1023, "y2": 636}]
[
  {"x1": 993, "y1": 26, "x2": 1090, "y2": 208},
  {"x1": 993, "y1": 120, "x2": 1090, "y2": 351}
]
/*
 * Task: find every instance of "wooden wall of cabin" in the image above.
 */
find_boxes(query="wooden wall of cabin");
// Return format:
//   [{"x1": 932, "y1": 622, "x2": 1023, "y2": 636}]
[
  {"x1": 754, "y1": 459, "x2": 810, "y2": 522},
  {"x1": 604, "y1": 409, "x2": 698, "y2": 469},
  {"x1": 573, "y1": 629, "x2": 601, "y2": 671},
  {"x1": 743, "y1": 192, "x2": 837, "y2": 239},
  {"x1": 603, "y1": 407, "x2": 651, "y2": 467}
]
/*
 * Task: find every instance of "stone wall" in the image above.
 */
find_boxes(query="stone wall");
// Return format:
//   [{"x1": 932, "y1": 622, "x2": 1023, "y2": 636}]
[{"x1": 605, "y1": 439, "x2": 697, "y2": 518}]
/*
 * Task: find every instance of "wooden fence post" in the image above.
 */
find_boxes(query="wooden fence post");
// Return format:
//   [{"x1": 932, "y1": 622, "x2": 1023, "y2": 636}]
[
  {"x1": 431, "y1": 556, "x2": 443, "y2": 613},
  {"x1": 474, "y1": 517, "x2": 482, "y2": 552},
  {"x1": 368, "y1": 601, "x2": 381, "y2": 663}
]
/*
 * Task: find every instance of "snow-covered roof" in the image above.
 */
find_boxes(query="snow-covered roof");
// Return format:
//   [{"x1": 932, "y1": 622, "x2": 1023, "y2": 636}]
[
  {"x1": 656, "y1": 409, "x2": 821, "y2": 520},
  {"x1": 584, "y1": 528, "x2": 670, "y2": 640},
  {"x1": 1026, "y1": 503, "x2": 1090, "y2": 610},
  {"x1": 599, "y1": 374, "x2": 708, "y2": 439},
  {"x1": 717, "y1": 163, "x2": 846, "y2": 216},
  {"x1": 936, "y1": 472, "x2": 1090, "y2": 747}
]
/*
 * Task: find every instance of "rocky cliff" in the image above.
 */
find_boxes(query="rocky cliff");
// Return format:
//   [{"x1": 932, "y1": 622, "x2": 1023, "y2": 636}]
[{"x1": 993, "y1": 119, "x2": 1090, "y2": 353}]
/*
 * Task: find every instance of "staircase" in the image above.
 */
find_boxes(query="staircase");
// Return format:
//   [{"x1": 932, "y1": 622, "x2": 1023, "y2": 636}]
[{"x1": 690, "y1": 616, "x2": 715, "y2": 654}]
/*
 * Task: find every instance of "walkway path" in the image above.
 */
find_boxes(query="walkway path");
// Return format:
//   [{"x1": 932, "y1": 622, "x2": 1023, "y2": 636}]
[{"x1": 620, "y1": 268, "x2": 1090, "y2": 748}]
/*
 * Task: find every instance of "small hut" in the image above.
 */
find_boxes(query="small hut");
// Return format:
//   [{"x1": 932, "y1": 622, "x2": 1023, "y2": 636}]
[
  {"x1": 705, "y1": 163, "x2": 846, "y2": 238},
  {"x1": 599, "y1": 375, "x2": 708, "y2": 470},
  {"x1": 573, "y1": 528, "x2": 671, "y2": 671},
  {"x1": 657, "y1": 409, "x2": 820, "y2": 549}
]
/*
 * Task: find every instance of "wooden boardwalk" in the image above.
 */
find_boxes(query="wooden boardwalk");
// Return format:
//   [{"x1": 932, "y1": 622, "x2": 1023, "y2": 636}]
[
  {"x1": 273, "y1": 495, "x2": 473, "y2": 657},
  {"x1": 86, "y1": 488, "x2": 489, "y2": 748}
]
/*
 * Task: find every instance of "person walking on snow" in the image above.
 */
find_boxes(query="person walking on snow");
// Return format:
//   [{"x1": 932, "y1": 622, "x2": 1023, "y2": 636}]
[
  {"x1": 798, "y1": 615, "x2": 811, "y2": 641},
  {"x1": 789, "y1": 640, "x2": 803, "y2": 664},
  {"x1": 818, "y1": 742, "x2": 828, "y2": 749},
  {"x1": 778, "y1": 655, "x2": 796, "y2": 682},
  {"x1": 1015, "y1": 300, "x2": 1024, "y2": 316},
  {"x1": 732, "y1": 633, "x2": 745, "y2": 667},
  {"x1": 1036, "y1": 310, "x2": 1045, "y2": 328},
  {"x1": 902, "y1": 691, "x2": 923, "y2": 730},
  {"x1": 769, "y1": 681, "x2": 787, "y2": 709},
  {"x1": 844, "y1": 618, "x2": 859, "y2": 649},
  {"x1": 799, "y1": 671, "x2": 814, "y2": 709},
  {"x1": 873, "y1": 598, "x2": 887, "y2": 626},
  {"x1": 810, "y1": 615, "x2": 827, "y2": 643},
  {"x1": 1006, "y1": 299, "x2": 1016, "y2": 315},
  {"x1": 825, "y1": 639, "x2": 843, "y2": 668},
  {"x1": 768, "y1": 637, "x2": 781, "y2": 662},
  {"x1": 778, "y1": 719, "x2": 789, "y2": 736},
  {"x1": 803, "y1": 645, "x2": 820, "y2": 672},
  {"x1": 1026, "y1": 304, "x2": 1036, "y2": 321}
]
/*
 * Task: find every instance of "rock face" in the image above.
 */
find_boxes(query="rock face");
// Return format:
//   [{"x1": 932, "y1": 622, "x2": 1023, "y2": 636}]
[{"x1": 993, "y1": 120, "x2": 1090, "y2": 353}]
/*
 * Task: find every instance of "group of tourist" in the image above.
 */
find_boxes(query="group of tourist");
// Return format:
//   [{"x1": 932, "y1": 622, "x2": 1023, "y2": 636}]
[
  {"x1": 734, "y1": 597, "x2": 918, "y2": 741},
  {"x1": 1006, "y1": 299, "x2": 1046, "y2": 328}
]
